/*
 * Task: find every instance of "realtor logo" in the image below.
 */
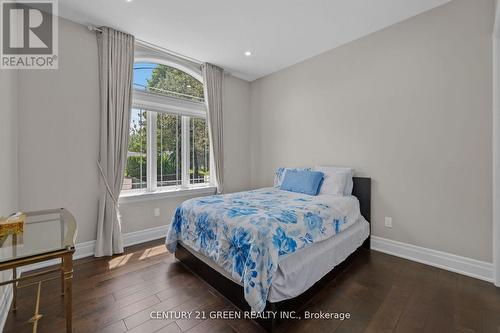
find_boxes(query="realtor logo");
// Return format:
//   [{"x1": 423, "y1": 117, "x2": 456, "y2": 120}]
[{"x1": 1, "y1": 0, "x2": 58, "y2": 69}]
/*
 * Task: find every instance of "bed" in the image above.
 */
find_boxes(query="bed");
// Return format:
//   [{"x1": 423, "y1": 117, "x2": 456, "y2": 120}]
[{"x1": 166, "y1": 177, "x2": 371, "y2": 331}]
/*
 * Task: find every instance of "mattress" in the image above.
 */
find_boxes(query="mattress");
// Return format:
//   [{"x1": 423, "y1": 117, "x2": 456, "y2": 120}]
[{"x1": 180, "y1": 217, "x2": 370, "y2": 303}]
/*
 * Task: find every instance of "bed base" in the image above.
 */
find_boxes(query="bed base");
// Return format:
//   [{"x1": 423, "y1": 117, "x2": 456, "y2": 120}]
[
  {"x1": 174, "y1": 177, "x2": 371, "y2": 332},
  {"x1": 176, "y1": 242, "x2": 368, "y2": 331}
]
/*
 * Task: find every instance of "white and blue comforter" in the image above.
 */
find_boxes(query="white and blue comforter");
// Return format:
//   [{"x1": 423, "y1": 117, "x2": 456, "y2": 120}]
[{"x1": 165, "y1": 188, "x2": 361, "y2": 312}]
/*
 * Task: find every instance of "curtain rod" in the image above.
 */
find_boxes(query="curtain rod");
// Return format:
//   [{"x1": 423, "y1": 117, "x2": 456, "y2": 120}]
[
  {"x1": 87, "y1": 25, "x2": 203, "y2": 65},
  {"x1": 87, "y1": 25, "x2": 102, "y2": 33}
]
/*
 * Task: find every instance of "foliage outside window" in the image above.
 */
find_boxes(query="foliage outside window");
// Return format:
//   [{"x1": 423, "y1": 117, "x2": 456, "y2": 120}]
[
  {"x1": 123, "y1": 62, "x2": 210, "y2": 192},
  {"x1": 125, "y1": 109, "x2": 147, "y2": 190}
]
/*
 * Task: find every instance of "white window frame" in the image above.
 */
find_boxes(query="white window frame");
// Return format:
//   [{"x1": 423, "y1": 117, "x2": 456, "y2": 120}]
[{"x1": 120, "y1": 43, "x2": 215, "y2": 202}]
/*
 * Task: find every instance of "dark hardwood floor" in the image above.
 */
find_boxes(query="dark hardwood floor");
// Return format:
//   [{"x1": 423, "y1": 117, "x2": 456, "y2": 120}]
[{"x1": 4, "y1": 239, "x2": 500, "y2": 333}]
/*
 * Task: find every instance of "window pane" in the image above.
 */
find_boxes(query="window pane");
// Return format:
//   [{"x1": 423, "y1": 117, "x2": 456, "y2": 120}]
[
  {"x1": 134, "y1": 62, "x2": 204, "y2": 102},
  {"x1": 157, "y1": 113, "x2": 182, "y2": 187},
  {"x1": 124, "y1": 109, "x2": 147, "y2": 190},
  {"x1": 190, "y1": 117, "x2": 210, "y2": 185}
]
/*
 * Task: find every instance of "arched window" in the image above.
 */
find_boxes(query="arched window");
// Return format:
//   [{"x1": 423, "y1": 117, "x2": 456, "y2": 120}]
[
  {"x1": 133, "y1": 62, "x2": 204, "y2": 102},
  {"x1": 122, "y1": 57, "x2": 211, "y2": 194}
]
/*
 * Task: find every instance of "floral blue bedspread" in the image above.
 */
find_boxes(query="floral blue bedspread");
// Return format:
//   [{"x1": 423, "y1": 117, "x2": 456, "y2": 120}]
[{"x1": 165, "y1": 188, "x2": 361, "y2": 312}]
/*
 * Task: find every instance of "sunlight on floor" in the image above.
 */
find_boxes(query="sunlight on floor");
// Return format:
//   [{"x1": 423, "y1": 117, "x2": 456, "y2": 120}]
[
  {"x1": 139, "y1": 245, "x2": 167, "y2": 260},
  {"x1": 107, "y1": 244, "x2": 168, "y2": 269},
  {"x1": 108, "y1": 253, "x2": 133, "y2": 269}
]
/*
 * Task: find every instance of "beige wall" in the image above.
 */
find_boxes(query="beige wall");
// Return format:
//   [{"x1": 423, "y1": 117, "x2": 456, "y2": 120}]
[
  {"x1": 18, "y1": 19, "x2": 101, "y2": 243},
  {"x1": 0, "y1": 66, "x2": 18, "y2": 325},
  {"x1": 0, "y1": 70, "x2": 18, "y2": 218},
  {"x1": 493, "y1": 4, "x2": 500, "y2": 286},
  {"x1": 222, "y1": 75, "x2": 252, "y2": 193},
  {"x1": 250, "y1": 0, "x2": 494, "y2": 262},
  {"x1": 17, "y1": 18, "x2": 252, "y2": 242}
]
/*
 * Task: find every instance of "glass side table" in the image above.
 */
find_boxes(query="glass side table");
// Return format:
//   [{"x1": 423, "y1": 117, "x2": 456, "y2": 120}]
[{"x1": 0, "y1": 208, "x2": 77, "y2": 333}]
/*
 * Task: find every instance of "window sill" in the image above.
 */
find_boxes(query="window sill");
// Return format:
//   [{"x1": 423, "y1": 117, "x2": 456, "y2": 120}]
[{"x1": 119, "y1": 185, "x2": 217, "y2": 204}]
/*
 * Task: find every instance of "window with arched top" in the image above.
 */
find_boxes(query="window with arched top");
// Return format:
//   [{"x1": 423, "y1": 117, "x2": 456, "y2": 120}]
[
  {"x1": 133, "y1": 62, "x2": 204, "y2": 102},
  {"x1": 122, "y1": 53, "x2": 212, "y2": 195}
]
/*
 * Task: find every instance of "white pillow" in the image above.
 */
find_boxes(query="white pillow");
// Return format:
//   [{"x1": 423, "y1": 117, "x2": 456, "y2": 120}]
[{"x1": 314, "y1": 166, "x2": 354, "y2": 196}]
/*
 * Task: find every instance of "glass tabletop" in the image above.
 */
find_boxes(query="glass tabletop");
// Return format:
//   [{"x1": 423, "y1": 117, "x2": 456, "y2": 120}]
[{"x1": 0, "y1": 209, "x2": 77, "y2": 264}]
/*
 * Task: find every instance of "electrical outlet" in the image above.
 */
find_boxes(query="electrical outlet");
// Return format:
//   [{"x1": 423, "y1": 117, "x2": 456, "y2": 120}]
[
  {"x1": 385, "y1": 217, "x2": 393, "y2": 228},
  {"x1": 154, "y1": 208, "x2": 160, "y2": 217}
]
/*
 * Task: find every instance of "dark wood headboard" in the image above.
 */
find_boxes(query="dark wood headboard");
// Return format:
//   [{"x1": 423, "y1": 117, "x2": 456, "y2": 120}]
[{"x1": 352, "y1": 177, "x2": 371, "y2": 223}]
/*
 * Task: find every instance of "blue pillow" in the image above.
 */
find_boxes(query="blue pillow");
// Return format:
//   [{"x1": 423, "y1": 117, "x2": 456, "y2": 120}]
[
  {"x1": 274, "y1": 167, "x2": 311, "y2": 187},
  {"x1": 280, "y1": 169, "x2": 324, "y2": 196}
]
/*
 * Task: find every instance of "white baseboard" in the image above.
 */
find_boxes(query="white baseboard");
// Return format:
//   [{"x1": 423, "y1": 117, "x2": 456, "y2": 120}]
[
  {"x1": 122, "y1": 225, "x2": 169, "y2": 248},
  {"x1": 0, "y1": 225, "x2": 169, "y2": 332},
  {"x1": 371, "y1": 236, "x2": 494, "y2": 282}
]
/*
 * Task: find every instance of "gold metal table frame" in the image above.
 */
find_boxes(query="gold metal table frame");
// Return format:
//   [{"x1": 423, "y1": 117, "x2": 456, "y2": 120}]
[{"x1": 0, "y1": 208, "x2": 77, "y2": 333}]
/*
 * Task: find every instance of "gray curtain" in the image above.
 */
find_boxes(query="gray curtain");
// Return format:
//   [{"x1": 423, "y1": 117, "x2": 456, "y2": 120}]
[
  {"x1": 202, "y1": 63, "x2": 224, "y2": 194},
  {"x1": 95, "y1": 27, "x2": 135, "y2": 257}
]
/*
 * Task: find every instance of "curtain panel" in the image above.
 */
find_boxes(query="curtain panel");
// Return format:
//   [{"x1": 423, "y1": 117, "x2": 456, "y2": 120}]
[
  {"x1": 202, "y1": 63, "x2": 224, "y2": 194},
  {"x1": 95, "y1": 27, "x2": 135, "y2": 257}
]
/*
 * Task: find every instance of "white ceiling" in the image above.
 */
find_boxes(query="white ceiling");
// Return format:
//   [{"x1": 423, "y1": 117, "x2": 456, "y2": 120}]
[{"x1": 59, "y1": 0, "x2": 451, "y2": 81}]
